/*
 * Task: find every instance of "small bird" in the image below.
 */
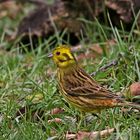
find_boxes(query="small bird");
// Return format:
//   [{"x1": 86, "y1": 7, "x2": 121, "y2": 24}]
[{"x1": 50, "y1": 45, "x2": 140, "y2": 113}]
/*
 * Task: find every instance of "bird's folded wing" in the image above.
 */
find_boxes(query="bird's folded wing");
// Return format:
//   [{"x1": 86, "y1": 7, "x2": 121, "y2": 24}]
[{"x1": 65, "y1": 85, "x2": 119, "y2": 99}]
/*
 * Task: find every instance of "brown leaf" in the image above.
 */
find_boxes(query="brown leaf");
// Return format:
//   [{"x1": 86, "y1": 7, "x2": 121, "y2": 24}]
[
  {"x1": 74, "y1": 40, "x2": 116, "y2": 61},
  {"x1": 66, "y1": 128, "x2": 115, "y2": 140},
  {"x1": 77, "y1": 53, "x2": 96, "y2": 60},
  {"x1": 89, "y1": 43, "x2": 103, "y2": 55},
  {"x1": 50, "y1": 108, "x2": 64, "y2": 115},
  {"x1": 48, "y1": 118, "x2": 62, "y2": 124},
  {"x1": 75, "y1": 43, "x2": 103, "y2": 60},
  {"x1": 129, "y1": 82, "x2": 140, "y2": 96},
  {"x1": 123, "y1": 82, "x2": 140, "y2": 103},
  {"x1": 66, "y1": 131, "x2": 76, "y2": 140}
]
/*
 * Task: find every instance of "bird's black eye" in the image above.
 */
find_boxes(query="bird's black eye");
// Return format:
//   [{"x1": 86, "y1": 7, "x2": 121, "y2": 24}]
[{"x1": 56, "y1": 51, "x2": 60, "y2": 55}]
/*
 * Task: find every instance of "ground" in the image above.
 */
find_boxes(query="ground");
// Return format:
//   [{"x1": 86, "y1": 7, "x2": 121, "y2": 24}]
[{"x1": 0, "y1": 1, "x2": 140, "y2": 140}]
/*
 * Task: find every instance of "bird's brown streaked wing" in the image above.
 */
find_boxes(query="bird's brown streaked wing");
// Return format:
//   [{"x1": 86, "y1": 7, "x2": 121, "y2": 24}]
[
  {"x1": 61, "y1": 65, "x2": 121, "y2": 100},
  {"x1": 64, "y1": 85, "x2": 120, "y2": 100}
]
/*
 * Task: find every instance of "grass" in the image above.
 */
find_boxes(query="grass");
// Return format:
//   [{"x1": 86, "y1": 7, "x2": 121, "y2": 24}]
[{"x1": 0, "y1": 6, "x2": 140, "y2": 140}]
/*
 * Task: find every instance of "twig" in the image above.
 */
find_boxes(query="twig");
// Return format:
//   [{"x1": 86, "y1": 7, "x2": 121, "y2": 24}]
[{"x1": 90, "y1": 59, "x2": 118, "y2": 76}]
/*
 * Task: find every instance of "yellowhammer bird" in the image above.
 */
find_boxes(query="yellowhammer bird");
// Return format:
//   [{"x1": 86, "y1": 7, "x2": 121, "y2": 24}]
[{"x1": 49, "y1": 45, "x2": 140, "y2": 113}]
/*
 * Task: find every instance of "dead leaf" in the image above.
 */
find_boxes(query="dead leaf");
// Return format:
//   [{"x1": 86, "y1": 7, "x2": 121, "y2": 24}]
[
  {"x1": 48, "y1": 118, "x2": 62, "y2": 124},
  {"x1": 123, "y1": 82, "x2": 140, "y2": 99},
  {"x1": 66, "y1": 128, "x2": 115, "y2": 140},
  {"x1": 123, "y1": 82, "x2": 140, "y2": 104},
  {"x1": 50, "y1": 108, "x2": 64, "y2": 115},
  {"x1": 66, "y1": 131, "x2": 76, "y2": 140},
  {"x1": 77, "y1": 53, "x2": 96, "y2": 60},
  {"x1": 89, "y1": 43, "x2": 103, "y2": 55},
  {"x1": 129, "y1": 82, "x2": 140, "y2": 96}
]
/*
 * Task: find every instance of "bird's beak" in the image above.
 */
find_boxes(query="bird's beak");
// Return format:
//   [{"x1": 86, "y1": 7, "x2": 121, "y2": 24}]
[{"x1": 48, "y1": 53, "x2": 53, "y2": 58}]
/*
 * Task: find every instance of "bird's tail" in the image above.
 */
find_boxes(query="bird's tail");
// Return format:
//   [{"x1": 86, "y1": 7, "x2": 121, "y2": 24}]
[{"x1": 117, "y1": 101, "x2": 140, "y2": 111}]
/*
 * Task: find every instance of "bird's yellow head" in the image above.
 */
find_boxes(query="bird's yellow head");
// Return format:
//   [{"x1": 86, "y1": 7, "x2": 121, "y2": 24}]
[{"x1": 51, "y1": 45, "x2": 76, "y2": 68}]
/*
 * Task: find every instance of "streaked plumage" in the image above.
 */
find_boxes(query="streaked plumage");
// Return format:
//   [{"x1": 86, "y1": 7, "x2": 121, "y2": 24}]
[{"x1": 51, "y1": 45, "x2": 140, "y2": 113}]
